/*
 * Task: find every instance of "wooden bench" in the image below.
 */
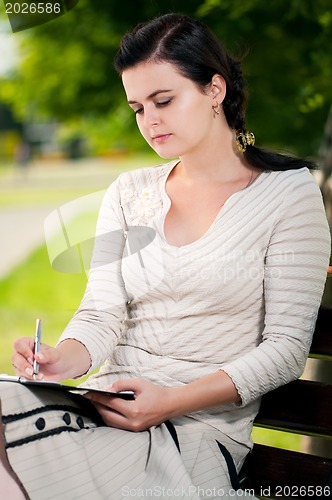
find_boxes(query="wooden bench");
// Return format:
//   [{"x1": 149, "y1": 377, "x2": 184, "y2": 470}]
[{"x1": 239, "y1": 305, "x2": 332, "y2": 499}]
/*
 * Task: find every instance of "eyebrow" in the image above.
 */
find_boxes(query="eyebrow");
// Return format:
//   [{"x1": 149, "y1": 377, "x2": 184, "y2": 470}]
[{"x1": 127, "y1": 89, "x2": 173, "y2": 105}]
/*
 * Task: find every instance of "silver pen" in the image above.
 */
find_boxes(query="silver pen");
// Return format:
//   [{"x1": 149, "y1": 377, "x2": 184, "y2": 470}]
[{"x1": 33, "y1": 319, "x2": 42, "y2": 379}]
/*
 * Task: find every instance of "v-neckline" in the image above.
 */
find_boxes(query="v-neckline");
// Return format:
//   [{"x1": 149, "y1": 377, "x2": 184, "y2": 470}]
[{"x1": 160, "y1": 161, "x2": 266, "y2": 250}]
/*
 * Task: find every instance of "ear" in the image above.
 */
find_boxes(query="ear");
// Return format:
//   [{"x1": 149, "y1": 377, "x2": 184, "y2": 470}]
[{"x1": 209, "y1": 74, "x2": 226, "y2": 104}]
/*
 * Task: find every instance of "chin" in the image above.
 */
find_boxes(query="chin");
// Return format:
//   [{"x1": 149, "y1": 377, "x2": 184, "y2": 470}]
[
  {"x1": 156, "y1": 152, "x2": 177, "y2": 160},
  {"x1": 152, "y1": 145, "x2": 183, "y2": 160}
]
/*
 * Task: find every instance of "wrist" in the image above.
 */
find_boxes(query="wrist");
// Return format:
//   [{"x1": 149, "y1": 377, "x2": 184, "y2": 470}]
[
  {"x1": 56, "y1": 339, "x2": 91, "y2": 380},
  {"x1": 163, "y1": 371, "x2": 241, "y2": 419},
  {"x1": 162, "y1": 386, "x2": 183, "y2": 419},
  {"x1": 163, "y1": 385, "x2": 199, "y2": 419}
]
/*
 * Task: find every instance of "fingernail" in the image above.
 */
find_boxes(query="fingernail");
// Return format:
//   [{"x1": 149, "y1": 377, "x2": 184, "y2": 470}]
[
  {"x1": 25, "y1": 367, "x2": 33, "y2": 376},
  {"x1": 28, "y1": 357, "x2": 33, "y2": 365},
  {"x1": 36, "y1": 352, "x2": 44, "y2": 360}
]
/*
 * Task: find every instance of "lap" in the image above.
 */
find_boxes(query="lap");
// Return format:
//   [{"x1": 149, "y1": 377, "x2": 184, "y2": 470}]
[{"x1": 0, "y1": 381, "x2": 255, "y2": 500}]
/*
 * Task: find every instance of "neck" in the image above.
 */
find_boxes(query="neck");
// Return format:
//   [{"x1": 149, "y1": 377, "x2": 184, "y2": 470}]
[{"x1": 177, "y1": 126, "x2": 248, "y2": 183}]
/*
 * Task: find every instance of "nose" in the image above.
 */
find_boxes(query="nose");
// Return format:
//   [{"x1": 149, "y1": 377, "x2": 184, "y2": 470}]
[{"x1": 143, "y1": 104, "x2": 160, "y2": 128}]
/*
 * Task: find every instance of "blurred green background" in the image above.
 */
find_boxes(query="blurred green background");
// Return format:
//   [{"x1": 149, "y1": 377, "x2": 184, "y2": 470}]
[
  {"x1": 1, "y1": 0, "x2": 332, "y2": 158},
  {"x1": 1, "y1": 0, "x2": 332, "y2": 457}
]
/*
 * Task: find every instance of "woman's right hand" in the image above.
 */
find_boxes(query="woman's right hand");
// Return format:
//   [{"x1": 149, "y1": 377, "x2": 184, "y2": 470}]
[{"x1": 11, "y1": 337, "x2": 65, "y2": 381}]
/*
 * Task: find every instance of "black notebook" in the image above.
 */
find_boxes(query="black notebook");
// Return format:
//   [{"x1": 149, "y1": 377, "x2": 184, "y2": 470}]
[{"x1": 0, "y1": 375, "x2": 135, "y2": 400}]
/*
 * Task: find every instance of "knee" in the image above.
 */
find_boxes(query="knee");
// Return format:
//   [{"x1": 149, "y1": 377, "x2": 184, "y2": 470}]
[{"x1": 0, "y1": 381, "x2": 35, "y2": 415}]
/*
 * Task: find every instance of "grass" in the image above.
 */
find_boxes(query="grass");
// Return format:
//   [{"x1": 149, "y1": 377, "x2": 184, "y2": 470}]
[
  {"x1": 0, "y1": 244, "x2": 87, "y2": 374},
  {"x1": 0, "y1": 188, "x2": 102, "y2": 207}
]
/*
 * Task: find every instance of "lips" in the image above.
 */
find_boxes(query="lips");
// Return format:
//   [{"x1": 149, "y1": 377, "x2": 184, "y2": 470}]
[{"x1": 152, "y1": 133, "x2": 172, "y2": 144}]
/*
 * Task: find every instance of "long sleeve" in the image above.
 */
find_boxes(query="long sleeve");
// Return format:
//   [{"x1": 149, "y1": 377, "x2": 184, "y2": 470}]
[
  {"x1": 58, "y1": 177, "x2": 129, "y2": 372},
  {"x1": 221, "y1": 172, "x2": 331, "y2": 407}
]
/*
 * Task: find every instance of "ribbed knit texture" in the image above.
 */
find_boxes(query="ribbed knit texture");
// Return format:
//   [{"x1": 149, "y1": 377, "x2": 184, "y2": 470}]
[{"x1": 59, "y1": 160, "x2": 331, "y2": 447}]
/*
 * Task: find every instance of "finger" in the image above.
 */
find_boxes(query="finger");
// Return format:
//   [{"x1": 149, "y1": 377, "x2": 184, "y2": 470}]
[
  {"x1": 93, "y1": 402, "x2": 139, "y2": 431},
  {"x1": 12, "y1": 341, "x2": 58, "y2": 380},
  {"x1": 84, "y1": 392, "x2": 110, "y2": 405},
  {"x1": 31, "y1": 345, "x2": 61, "y2": 372},
  {"x1": 12, "y1": 352, "x2": 34, "y2": 377},
  {"x1": 13, "y1": 337, "x2": 34, "y2": 365},
  {"x1": 94, "y1": 401, "x2": 123, "y2": 418},
  {"x1": 34, "y1": 346, "x2": 54, "y2": 364},
  {"x1": 109, "y1": 378, "x2": 141, "y2": 394},
  {"x1": 27, "y1": 346, "x2": 60, "y2": 380},
  {"x1": 84, "y1": 391, "x2": 124, "y2": 407},
  {"x1": 84, "y1": 392, "x2": 131, "y2": 418},
  {"x1": 11, "y1": 353, "x2": 42, "y2": 379},
  {"x1": 11, "y1": 361, "x2": 20, "y2": 373}
]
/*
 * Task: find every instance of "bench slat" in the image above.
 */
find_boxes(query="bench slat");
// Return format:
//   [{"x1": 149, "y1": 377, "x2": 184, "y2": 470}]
[
  {"x1": 310, "y1": 307, "x2": 332, "y2": 359},
  {"x1": 241, "y1": 305, "x2": 332, "y2": 499},
  {"x1": 255, "y1": 380, "x2": 332, "y2": 438},
  {"x1": 240, "y1": 444, "x2": 332, "y2": 499}
]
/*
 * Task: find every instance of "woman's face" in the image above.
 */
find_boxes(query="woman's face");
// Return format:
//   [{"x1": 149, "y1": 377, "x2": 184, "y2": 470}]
[{"x1": 122, "y1": 61, "x2": 221, "y2": 159}]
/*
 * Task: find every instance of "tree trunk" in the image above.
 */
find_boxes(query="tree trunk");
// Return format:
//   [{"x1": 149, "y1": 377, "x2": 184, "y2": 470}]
[{"x1": 301, "y1": 105, "x2": 332, "y2": 458}]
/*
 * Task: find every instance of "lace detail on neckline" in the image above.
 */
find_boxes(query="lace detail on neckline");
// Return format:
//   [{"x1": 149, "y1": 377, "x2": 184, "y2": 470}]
[{"x1": 121, "y1": 188, "x2": 162, "y2": 225}]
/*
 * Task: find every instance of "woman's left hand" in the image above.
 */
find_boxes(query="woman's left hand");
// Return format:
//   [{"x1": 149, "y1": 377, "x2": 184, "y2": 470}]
[
  {"x1": 84, "y1": 378, "x2": 175, "y2": 432},
  {"x1": 84, "y1": 370, "x2": 240, "y2": 431}
]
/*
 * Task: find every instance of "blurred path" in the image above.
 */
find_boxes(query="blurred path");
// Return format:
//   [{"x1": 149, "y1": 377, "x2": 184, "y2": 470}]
[
  {"x1": 0, "y1": 156, "x2": 148, "y2": 279},
  {"x1": 0, "y1": 205, "x2": 56, "y2": 279}
]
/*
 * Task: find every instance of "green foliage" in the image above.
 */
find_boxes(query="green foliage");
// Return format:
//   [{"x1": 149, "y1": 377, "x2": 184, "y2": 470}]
[
  {"x1": 56, "y1": 107, "x2": 150, "y2": 156},
  {"x1": 197, "y1": 0, "x2": 332, "y2": 155},
  {"x1": 0, "y1": 0, "x2": 331, "y2": 155},
  {"x1": 0, "y1": 0, "x2": 202, "y2": 119}
]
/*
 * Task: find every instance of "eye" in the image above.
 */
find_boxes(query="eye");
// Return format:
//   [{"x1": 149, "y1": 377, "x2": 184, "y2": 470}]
[
  {"x1": 134, "y1": 107, "x2": 144, "y2": 115},
  {"x1": 156, "y1": 98, "x2": 172, "y2": 108}
]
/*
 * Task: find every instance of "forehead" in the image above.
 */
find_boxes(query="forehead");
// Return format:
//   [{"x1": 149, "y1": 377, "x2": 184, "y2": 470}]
[{"x1": 122, "y1": 61, "x2": 194, "y2": 101}]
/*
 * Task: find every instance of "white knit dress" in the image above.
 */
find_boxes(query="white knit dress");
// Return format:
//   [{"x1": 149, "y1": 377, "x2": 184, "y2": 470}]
[{"x1": 1, "y1": 160, "x2": 330, "y2": 499}]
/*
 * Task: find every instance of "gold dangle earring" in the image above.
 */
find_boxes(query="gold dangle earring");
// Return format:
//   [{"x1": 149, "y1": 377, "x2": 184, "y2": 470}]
[{"x1": 235, "y1": 130, "x2": 255, "y2": 153}]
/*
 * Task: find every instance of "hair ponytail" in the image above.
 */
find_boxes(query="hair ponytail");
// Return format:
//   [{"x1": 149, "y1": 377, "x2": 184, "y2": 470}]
[
  {"x1": 243, "y1": 145, "x2": 316, "y2": 171},
  {"x1": 222, "y1": 56, "x2": 316, "y2": 170}
]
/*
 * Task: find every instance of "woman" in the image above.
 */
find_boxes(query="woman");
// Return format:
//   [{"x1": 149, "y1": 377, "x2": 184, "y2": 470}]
[{"x1": 1, "y1": 13, "x2": 330, "y2": 500}]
